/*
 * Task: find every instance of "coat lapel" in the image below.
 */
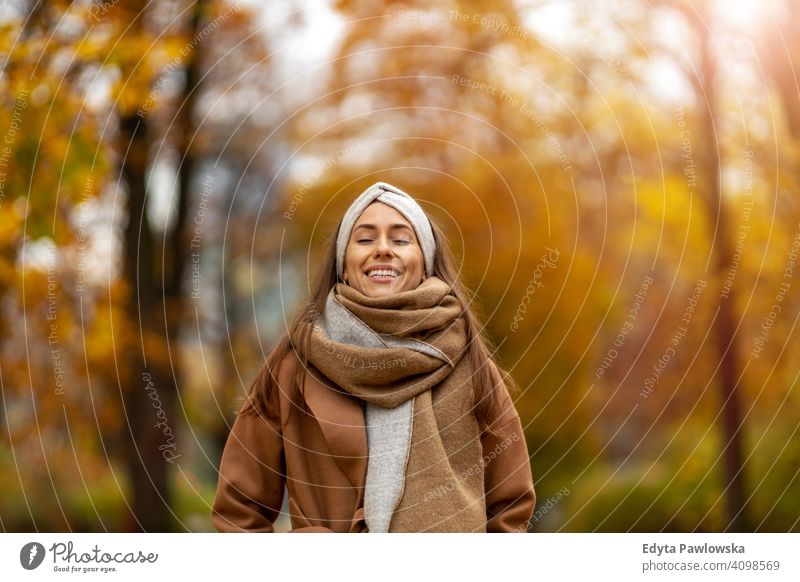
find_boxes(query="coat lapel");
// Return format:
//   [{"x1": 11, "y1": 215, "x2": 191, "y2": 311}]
[{"x1": 303, "y1": 366, "x2": 368, "y2": 491}]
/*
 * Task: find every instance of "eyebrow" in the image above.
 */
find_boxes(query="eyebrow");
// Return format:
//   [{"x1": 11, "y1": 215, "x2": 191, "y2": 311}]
[{"x1": 353, "y1": 223, "x2": 413, "y2": 232}]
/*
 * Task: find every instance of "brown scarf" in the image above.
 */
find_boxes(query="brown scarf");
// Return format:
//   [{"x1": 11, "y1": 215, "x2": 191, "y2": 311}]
[{"x1": 291, "y1": 276, "x2": 488, "y2": 532}]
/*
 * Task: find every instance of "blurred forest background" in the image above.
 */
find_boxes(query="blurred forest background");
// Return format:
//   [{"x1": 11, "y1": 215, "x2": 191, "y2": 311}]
[{"x1": 1, "y1": 0, "x2": 799, "y2": 532}]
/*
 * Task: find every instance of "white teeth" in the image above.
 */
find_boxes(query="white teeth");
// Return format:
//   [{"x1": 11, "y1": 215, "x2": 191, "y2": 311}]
[{"x1": 367, "y1": 269, "x2": 398, "y2": 277}]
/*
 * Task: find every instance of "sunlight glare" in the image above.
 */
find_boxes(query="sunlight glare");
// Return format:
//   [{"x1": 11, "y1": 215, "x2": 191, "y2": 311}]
[{"x1": 716, "y1": 0, "x2": 774, "y2": 29}]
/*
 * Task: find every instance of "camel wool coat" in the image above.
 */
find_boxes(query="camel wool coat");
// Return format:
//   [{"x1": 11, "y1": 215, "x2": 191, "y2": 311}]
[{"x1": 212, "y1": 351, "x2": 536, "y2": 532}]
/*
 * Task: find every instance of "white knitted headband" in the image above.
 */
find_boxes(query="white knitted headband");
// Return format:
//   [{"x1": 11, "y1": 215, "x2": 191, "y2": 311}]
[{"x1": 335, "y1": 182, "x2": 436, "y2": 279}]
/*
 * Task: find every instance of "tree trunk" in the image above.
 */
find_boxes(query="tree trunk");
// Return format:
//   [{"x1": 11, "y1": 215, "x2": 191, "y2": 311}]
[
  {"x1": 116, "y1": 0, "x2": 208, "y2": 531},
  {"x1": 694, "y1": 5, "x2": 750, "y2": 532},
  {"x1": 118, "y1": 107, "x2": 177, "y2": 531}
]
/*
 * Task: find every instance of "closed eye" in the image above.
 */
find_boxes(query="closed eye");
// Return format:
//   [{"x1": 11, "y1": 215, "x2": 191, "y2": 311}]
[{"x1": 357, "y1": 239, "x2": 410, "y2": 244}]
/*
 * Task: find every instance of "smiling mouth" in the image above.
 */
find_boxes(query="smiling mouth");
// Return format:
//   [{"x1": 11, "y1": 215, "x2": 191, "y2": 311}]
[{"x1": 364, "y1": 268, "x2": 401, "y2": 281}]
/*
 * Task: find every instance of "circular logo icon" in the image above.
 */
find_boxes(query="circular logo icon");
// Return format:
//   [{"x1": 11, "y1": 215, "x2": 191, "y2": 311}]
[{"x1": 20, "y1": 542, "x2": 46, "y2": 570}]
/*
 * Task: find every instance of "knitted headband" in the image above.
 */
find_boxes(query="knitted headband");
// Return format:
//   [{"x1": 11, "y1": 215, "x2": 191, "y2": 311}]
[{"x1": 335, "y1": 182, "x2": 436, "y2": 279}]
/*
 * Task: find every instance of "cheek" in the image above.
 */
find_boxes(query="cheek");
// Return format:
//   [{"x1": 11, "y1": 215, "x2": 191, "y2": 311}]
[
  {"x1": 344, "y1": 245, "x2": 365, "y2": 269},
  {"x1": 402, "y1": 250, "x2": 424, "y2": 273}
]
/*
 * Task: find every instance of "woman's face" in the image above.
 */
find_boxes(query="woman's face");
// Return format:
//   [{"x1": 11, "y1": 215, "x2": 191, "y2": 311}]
[{"x1": 343, "y1": 201, "x2": 425, "y2": 298}]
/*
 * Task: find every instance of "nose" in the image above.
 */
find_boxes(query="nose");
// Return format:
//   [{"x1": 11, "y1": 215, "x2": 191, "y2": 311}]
[{"x1": 374, "y1": 235, "x2": 393, "y2": 256}]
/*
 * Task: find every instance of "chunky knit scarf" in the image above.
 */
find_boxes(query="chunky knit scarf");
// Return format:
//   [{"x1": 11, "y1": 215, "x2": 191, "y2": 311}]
[{"x1": 291, "y1": 276, "x2": 486, "y2": 532}]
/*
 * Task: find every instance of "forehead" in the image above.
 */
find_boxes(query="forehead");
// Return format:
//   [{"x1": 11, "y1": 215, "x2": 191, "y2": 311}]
[{"x1": 354, "y1": 201, "x2": 412, "y2": 227}]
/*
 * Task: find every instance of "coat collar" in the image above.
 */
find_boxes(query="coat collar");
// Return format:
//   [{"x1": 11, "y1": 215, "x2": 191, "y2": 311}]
[{"x1": 302, "y1": 365, "x2": 368, "y2": 491}]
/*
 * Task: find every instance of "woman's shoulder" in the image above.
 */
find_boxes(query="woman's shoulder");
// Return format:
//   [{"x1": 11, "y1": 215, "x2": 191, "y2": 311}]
[
  {"x1": 273, "y1": 346, "x2": 321, "y2": 390},
  {"x1": 274, "y1": 348, "x2": 302, "y2": 384},
  {"x1": 277, "y1": 348, "x2": 298, "y2": 369},
  {"x1": 237, "y1": 347, "x2": 301, "y2": 417},
  {"x1": 485, "y1": 357, "x2": 516, "y2": 392},
  {"x1": 479, "y1": 356, "x2": 505, "y2": 390}
]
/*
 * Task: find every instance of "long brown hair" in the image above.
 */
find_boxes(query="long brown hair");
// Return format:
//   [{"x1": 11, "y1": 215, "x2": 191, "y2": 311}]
[{"x1": 239, "y1": 207, "x2": 518, "y2": 437}]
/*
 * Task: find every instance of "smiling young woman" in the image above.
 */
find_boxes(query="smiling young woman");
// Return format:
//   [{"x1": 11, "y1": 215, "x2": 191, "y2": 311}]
[{"x1": 212, "y1": 181, "x2": 536, "y2": 533}]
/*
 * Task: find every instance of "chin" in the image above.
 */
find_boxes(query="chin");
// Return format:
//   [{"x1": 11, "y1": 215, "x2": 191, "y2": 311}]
[
  {"x1": 362, "y1": 282, "x2": 398, "y2": 297},
  {"x1": 356, "y1": 277, "x2": 410, "y2": 297}
]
